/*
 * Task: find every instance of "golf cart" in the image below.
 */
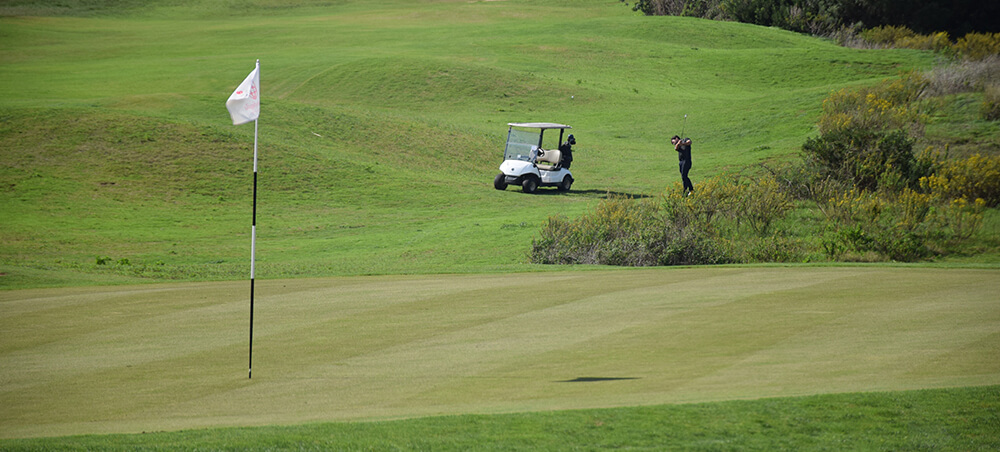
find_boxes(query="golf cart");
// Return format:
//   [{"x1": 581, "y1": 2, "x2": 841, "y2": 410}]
[{"x1": 493, "y1": 122, "x2": 573, "y2": 193}]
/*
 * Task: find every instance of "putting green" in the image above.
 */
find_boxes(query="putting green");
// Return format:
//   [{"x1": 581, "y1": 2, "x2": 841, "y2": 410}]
[{"x1": 2, "y1": 266, "x2": 998, "y2": 438}]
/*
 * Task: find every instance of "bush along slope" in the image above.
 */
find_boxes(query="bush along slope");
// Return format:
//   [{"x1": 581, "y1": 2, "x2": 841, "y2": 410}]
[
  {"x1": 531, "y1": 66, "x2": 998, "y2": 266},
  {"x1": 529, "y1": 173, "x2": 988, "y2": 265},
  {"x1": 623, "y1": 0, "x2": 1000, "y2": 47},
  {"x1": 531, "y1": 174, "x2": 800, "y2": 266}
]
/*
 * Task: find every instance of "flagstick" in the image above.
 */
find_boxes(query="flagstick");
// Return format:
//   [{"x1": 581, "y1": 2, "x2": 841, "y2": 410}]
[
  {"x1": 249, "y1": 60, "x2": 259, "y2": 380},
  {"x1": 249, "y1": 116, "x2": 258, "y2": 379}
]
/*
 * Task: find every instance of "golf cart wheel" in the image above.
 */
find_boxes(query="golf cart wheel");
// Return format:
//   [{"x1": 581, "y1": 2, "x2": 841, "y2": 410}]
[
  {"x1": 558, "y1": 175, "x2": 573, "y2": 192},
  {"x1": 521, "y1": 176, "x2": 538, "y2": 194},
  {"x1": 493, "y1": 173, "x2": 508, "y2": 190}
]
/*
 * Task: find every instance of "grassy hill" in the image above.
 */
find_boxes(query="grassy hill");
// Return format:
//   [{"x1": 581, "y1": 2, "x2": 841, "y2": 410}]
[{"x1": 0, "y1": 0, "x2": 946, "y2": 288}]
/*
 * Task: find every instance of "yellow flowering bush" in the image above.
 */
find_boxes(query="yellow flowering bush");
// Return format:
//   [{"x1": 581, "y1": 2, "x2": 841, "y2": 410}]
[
  {"x1": 818, "y1": 72, "x2": 927, "y2": 136},
  {"x1": 952, "y1": 32, "x2": 1000, "y2": 61},
  {"x1": 859, "y1": 27, "x2": 1000, "y2": 61},
  {"x1": 920, "y1": 154, "x2": 1000, "y2": 207}
]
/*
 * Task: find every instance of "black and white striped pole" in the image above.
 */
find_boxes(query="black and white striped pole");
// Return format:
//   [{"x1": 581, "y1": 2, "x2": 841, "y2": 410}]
[
  {"x1": 249, "y1": 112, "x2": 258, "y2": 379},
  {"x1": 225, "y1": 59, "x2": 261, "y2": 379}
]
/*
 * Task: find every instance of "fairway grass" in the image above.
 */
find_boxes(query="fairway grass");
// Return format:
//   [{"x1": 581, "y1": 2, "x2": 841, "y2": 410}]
[{"x1": 2, "y1": 266, "x2": 997, "y2": 439}]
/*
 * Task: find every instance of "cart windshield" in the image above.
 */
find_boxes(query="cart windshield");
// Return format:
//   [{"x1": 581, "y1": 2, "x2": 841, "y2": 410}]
[
  {"x1": 503, "y1": 125, "x2": 568, "y2": 161},
  {"x1": 504, "y1": 127, "x2": 541, "y2": 162}
]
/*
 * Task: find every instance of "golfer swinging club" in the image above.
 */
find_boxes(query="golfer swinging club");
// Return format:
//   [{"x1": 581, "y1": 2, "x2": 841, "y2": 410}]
[{"x1": 671, "y1": 135, "x2": 694, "y2": 195}]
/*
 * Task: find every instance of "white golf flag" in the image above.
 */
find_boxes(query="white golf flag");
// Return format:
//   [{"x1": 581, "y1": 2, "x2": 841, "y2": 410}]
[{"x1": 226, "y1": 62, "x2": 260, "y2": 125}]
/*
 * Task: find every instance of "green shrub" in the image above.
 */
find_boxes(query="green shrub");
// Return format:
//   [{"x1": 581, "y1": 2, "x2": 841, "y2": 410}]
[
  {"x1": 681, "y1": 0, "x2": 727, "y2": 20},
  {"x1": 727, "y1": 175, "x2": 793, "y2": 235},
  {"x1": 815, "y1": 187, "x2": 984, "y2": 261},
  {"x1": 806, "y1": 72, "x2": 934, "y2": 191},
  {"x1": 652, "y1": 221, "x2": 732, "y2": 266},
  {"x1": 530, "y1": 195, "x2": 663, "y2": 266},
  {"x1": 530, "y1": 175, "x2": 795, "y2": 266},
  {"x1": 803, "y1": 128, "x2": 922, "y2": 191},
  {"x1": 532, "y1": 170, "x2": 985, "y2": 266},
  {"x1": 860, "y1": 25, "x2": 918, "y2": 46},
  {"x1": 738, "y1": 235, "x2": 803, "y2": 262},
  {"x1": 818, "y1": 189, "x2": 921, "y2": 261},
  {"x1": 796, "y1": 70, "x2": 992, "y2": 261}
]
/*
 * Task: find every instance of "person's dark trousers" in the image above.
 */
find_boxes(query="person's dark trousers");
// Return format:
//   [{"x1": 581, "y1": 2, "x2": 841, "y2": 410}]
[{"x1": 679, "y1": 160, "x2": 693, "y2": 193}]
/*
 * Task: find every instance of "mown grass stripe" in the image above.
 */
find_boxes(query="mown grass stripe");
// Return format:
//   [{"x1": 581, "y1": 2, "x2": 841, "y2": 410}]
[{"x1": 1, "y1": 267, "x2": 996, "y2": 438}]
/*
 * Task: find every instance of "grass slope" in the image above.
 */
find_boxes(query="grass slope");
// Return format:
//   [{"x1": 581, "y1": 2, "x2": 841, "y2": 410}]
[
  {"x1": 1, "y1": 267, "x2": 997, "y2": 438},
  {"x1": 0, "y1": 0, "x2": 945, "y2": 288}
]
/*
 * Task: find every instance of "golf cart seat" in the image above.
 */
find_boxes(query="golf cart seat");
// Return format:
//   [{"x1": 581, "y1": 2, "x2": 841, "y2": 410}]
[{"x1": 535, "y1": 148, "x2": 561, "y2": 171}]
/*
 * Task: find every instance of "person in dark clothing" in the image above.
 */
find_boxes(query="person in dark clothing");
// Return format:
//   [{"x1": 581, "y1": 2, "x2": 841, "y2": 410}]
[
  {"x1": 559, "y1": 134, "x2": 575, "y2": 169},
  {"x1": 671, "y1": 135, "x2": 693, "y2": 194}
]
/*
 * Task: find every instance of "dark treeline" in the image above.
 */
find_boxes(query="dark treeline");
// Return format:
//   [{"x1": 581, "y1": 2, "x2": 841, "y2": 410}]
[{"x1": 625, "y1": 0, "x2": 1000, "y2": 38}]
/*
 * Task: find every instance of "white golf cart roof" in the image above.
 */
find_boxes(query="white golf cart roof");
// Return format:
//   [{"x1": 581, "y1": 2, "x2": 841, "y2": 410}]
[{"x1": 508, "y1": 122, "x2": 572, "y2": 130}]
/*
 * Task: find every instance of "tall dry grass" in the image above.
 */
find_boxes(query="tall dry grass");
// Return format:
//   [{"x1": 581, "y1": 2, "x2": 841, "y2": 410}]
[{"x1": 923, "y1": 55, "x2": 1000, "y2": 96}]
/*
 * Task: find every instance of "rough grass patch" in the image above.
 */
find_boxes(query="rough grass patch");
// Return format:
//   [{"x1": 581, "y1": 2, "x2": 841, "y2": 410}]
[{"x1": 983, "y1": 84, "x2": 1000, "y2": 121}]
